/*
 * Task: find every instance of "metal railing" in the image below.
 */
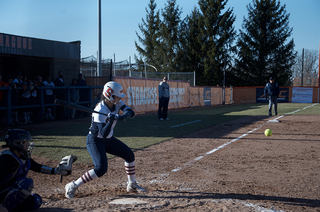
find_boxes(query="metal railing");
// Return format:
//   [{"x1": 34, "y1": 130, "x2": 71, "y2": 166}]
[{"x1": 0, "y1": 86, "x2": 103, "y2": 126}]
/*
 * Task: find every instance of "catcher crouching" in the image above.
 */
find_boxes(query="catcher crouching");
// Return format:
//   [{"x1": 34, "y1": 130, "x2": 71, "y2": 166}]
[{"x1": 0, "y1": 129, "x2": 77, "y2": 212}]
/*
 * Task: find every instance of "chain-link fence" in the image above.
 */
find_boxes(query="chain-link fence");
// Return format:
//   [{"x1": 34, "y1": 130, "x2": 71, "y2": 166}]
[
  {"x1": 80, "y1": 55, "x2": 195, "y2": 86},
  {"x1": 292, "y1": 49, "x2": 319, "y2": 86}
]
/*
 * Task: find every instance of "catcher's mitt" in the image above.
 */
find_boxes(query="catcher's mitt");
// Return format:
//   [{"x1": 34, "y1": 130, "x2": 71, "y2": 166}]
[{"x1": 55, "y1": 155, "x2": 77, "y2": 176}]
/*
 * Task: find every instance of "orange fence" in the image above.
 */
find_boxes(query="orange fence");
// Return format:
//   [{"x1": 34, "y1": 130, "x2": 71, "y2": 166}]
[
  {"x1": 87, "y1": 76, "x2": 232, "y2": 114},
  {"x1": 233, "y1": 86, "x2": 320, "y2": 103},
  {"x1": 86, "y1": 76, "x2": 319, "y2": 114}
]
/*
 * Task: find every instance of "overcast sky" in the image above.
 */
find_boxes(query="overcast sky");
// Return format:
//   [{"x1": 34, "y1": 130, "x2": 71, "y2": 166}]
[{"x1": 1, "y1": 0, "x2": 319, "y2": 63}]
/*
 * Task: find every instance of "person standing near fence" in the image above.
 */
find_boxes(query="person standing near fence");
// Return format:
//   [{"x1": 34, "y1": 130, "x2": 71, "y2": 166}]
[
  {"x1": 69, "y1": 78, "x2": 79, "y2": 119},
  {"x1": 0, "y1": 75, "x2": 9, "y2": 127},
  {"x1": 76, "y1": 73, "x2": 88, "y2": 117},
  {"x1": 12, "y1": 73, "x2": 24, "y2": 125},
  {"x1": 42, "y1": 76, "x2": 55, "y2": 120},
  {"x1": 54, "y1": 71, "x2": 66, "y2": 120},
  {"x1": 264, "y1": 76, "x2": 280, "y2": 116},
  {"x1": 158, "y1": 76, "x2": 170, "y2": 120}
]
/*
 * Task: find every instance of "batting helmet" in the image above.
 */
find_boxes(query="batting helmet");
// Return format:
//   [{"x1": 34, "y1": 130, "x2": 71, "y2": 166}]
[
  {"x1": 103, "y1": 81, "x2": 126, "y2": 104},
  {"x1": 5, "y1": 129, "x2": 32, "y2": 160}
]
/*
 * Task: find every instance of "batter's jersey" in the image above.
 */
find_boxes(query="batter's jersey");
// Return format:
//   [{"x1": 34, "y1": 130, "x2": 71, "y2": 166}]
[{"x1": 89, "y1": 100, "x2": 130, "y2": 139}]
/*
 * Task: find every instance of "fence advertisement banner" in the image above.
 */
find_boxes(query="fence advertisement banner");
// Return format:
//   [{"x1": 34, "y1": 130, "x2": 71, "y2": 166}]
[
  {"x1": 292, "y1": 87, "x2": 313, "y2": 103},
  {"x1": 256, "y1": 88, "x2": 289, "y2": 103},
  {"x1": 114, "y1": 77, "x2": 191, "y2": 114},
  {"x1": 211, "y1": 87, "x2": 222, "y2": 105},
  {"x1": 190, "y1": 87, "x2": 200, "y2": 107}
]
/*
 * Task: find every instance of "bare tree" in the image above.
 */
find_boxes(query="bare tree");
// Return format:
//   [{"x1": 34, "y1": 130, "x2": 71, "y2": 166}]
[{"x1": 292, "y1": 49, "x2": 319, "y2": 86}]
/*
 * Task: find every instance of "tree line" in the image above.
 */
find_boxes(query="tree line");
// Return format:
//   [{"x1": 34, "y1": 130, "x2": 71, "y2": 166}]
[{"x1": 135, "y1": 0, "x2": 297, "y2": 87}]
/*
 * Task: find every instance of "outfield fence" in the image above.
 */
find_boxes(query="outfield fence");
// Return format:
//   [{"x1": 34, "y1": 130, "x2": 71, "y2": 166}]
[{"x1": 86, "y1": 76, "x2": 233, "y2": 114}]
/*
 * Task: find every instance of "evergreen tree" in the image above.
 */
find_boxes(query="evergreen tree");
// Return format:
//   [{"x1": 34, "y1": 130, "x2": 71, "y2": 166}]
[
  {"x1": 159, "y1": 0, "x2": 182, "y2": 73},
  {"x1": 197, "y1": 0, "x2": 236, "y2": 86},
  {"x1": 175, "y1": 8, "x2": 202, "y2": 74},
  {"x1": 135, "y1": 0, "x2": 161, "y2": 70},
  {"x1": 232, "y1": 0, "x2": 296, "y2": 86}
]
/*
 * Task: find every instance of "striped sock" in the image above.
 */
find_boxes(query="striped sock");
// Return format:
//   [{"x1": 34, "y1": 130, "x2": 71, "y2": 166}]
[
  {"x1": 75, "y1": 169, "x2": 98, "y2": 186},
  {"x1": 125, "y1": 161, "x2": 136, "y2": 183}
]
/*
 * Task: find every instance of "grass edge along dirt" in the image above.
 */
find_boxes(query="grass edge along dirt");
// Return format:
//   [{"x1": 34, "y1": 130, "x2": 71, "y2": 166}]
[{"x1": 1, "y1": 103, "x2": 319, "y2": 163}]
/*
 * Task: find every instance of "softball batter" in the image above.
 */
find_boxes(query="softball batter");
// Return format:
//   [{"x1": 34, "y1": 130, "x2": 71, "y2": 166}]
[{"x1": 65, "y1": 81, "x2": 147, "y2": 199}]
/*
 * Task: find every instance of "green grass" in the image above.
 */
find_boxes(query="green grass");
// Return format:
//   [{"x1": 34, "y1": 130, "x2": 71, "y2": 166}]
[{"x1": 1, "y1": 103, "x2": 319, "y2": 163}]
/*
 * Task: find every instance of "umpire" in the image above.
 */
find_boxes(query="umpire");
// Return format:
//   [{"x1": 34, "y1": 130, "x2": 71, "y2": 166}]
[{"x1": 264, "y1": 76, "x2": 280, "y2": 116}]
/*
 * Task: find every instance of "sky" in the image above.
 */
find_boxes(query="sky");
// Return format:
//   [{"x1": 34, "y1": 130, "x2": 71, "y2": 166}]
[{"x1": 1, "y1": 0, "x2": 319, "y2": 63}]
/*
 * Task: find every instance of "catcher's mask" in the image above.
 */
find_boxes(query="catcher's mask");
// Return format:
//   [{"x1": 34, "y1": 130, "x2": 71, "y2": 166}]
[
  {"x1": 103, "y1": 81, "x2": 126, "y2": 104},
  {"x1": 5, "y1": 129, "x2": 33, "y2": 160}
]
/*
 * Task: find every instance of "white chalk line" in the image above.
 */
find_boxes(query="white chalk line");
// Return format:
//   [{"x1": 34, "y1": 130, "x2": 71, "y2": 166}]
[
  {"x1": 171, "y1": 103, "x2": 318, "y2": 173},
  {"x1": 170, "y1": 120, "x2": 202, "y2": 128},
  {"x1": 171, "y1": 122, "x2": 264, "y2": 172},
  {"x1": 149, "y1": 120, "x2": 202, "y2": 128},
  {"x1": 153, "y1": 104, "x2": 317, "y2": 211}
]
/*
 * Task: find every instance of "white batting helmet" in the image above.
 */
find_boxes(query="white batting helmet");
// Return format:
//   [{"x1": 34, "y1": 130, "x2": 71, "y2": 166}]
[{"x1": 103, "y1": 81, "x2": 126, "y2": 104}]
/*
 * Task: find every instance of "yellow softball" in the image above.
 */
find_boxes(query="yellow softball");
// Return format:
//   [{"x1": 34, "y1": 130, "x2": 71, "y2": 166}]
[{"x1": 264, "y1": 129, "x2": 273, "y2": 136}]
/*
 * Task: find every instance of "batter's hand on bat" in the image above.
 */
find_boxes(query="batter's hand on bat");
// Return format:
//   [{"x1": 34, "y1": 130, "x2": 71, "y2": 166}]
[{"x1": 106, "y1": 113, "x2": 116, "y2": 122}]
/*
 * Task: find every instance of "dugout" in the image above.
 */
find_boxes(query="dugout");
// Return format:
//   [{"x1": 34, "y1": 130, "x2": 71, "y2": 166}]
[{"x1": 0, "y1": 33, "x2": 80, "y2": 83}]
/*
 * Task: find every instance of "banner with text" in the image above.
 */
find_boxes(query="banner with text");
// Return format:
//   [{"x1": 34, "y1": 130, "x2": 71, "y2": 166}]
[
  {"x1": 114, "y1": 77, "x2": 191, "y2": 114},
  {"x1": 292, "y1": 87, "x2": 313, "y2": 103},
  {"x1": 256, "y1": 88, "x2": 289, "y2": 103}
]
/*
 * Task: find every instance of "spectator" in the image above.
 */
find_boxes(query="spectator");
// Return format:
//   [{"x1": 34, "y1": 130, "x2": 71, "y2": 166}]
[
  {"x1": 37, "y1": 75, "x2": 43, "y2": 86},
  {"x1": 12, "y1": 73, "x2": 24, "y2": 125},
  {"x1": 30, "y1": 76, "x2": 40, "y2": 123},
  {"x1": 69, "y1": 78, "x2": 79, "y2": 119},
  {"x1": 42, "y1": 76, "x2": 55, "y2": 120},
  {"x1": 21, "y1": 77, "x2": 34, "y2": 124},
  {"x1": 6, "y1": 76, "x2": 20, "y2": 125},
  {"x1": 0, "y1": 75, "x2": 9, "y2": 127},
  {"x1": 54, "y1": 71, "x2": 66, "y2": 120},
  {"x1": 158, "y1": 76, "x2": 170, "y2": 120},
  {"x1": 76, "y1": 73, "x2": 88, "y2": 117}
]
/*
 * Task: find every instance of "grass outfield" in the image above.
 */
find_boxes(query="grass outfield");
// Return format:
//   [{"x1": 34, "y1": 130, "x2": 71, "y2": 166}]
[{"x1": 2, "y1": 103, "x2": 319, "y2": 163}]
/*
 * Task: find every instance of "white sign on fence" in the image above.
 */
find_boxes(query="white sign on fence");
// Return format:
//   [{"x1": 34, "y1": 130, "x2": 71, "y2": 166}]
[{"x1": 292, "y1": 87, "x2": 313, "y2": 103}]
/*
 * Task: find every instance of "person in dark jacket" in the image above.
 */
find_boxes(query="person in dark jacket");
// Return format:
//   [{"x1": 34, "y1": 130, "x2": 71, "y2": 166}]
[
  {"x1": 158, "y1": 76, "x2": 170, "y2": 120},
  {"x1": 0, "y1": 129, "x2": 72, "y2": 212},
  {"x1": 76, "y1": 73, "x2": 88, "y2": 117},
  {"x1": 264, "y1": 76, "x2": 280, "y2": 116},
  {"x1": 53, "y1": 71, "x2": 66, "y2": 120}
]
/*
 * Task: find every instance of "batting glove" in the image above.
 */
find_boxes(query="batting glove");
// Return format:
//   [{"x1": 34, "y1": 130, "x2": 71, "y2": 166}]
[{"x1": 106, "y1": 113, "x2": 116, "y2": 121}]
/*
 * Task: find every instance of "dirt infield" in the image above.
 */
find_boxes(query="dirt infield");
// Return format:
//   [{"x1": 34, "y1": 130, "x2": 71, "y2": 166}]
[{"x1": 20, "y1": 114, "x2": 320, "y2": 211}]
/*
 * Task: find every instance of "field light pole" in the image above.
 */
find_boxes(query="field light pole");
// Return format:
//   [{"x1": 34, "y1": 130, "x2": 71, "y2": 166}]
[{"x1": 97, "y1": 0, "x2": 102, "y2": 77}]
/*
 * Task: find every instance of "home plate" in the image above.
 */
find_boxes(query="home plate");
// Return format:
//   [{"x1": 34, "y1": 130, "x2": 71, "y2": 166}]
[
  {"x1": 109, "y1": 198, "x2": 148, "y2": 205},
  {"x1": 268, "y1": 119, "x2": 280, "y2": 123}
]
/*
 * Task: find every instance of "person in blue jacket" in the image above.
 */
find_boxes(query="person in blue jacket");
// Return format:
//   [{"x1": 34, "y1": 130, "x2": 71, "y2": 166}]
[{"x1": 264, "y1": 76, "x2": 280, "y2": 116}]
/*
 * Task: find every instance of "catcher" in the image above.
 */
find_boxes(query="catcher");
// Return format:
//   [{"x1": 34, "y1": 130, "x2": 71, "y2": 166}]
[{"x1": 0, "y1": 129, "x2": 77, "y2": 212}]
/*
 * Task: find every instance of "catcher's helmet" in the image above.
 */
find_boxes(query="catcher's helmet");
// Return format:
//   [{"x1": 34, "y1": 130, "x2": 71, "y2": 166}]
[
  {"x1": 5, "y1": 129, "x2": 32, "y2": 160},
  {"x1": 103, "y1": 81, "x2": 125, "y2": 104}
]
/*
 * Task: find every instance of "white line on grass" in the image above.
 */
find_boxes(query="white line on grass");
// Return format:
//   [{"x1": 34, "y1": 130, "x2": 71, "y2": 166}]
[
  {"x1": 170, "y1": 120, "x2": 202, "y2": 128},
  {"x1": 149, "y1": 120, "x2": 202, "y2": 128}
]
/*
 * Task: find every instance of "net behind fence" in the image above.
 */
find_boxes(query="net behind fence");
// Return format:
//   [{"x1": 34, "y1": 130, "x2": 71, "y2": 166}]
[{"x1": 80, "y1": 56, "x2": 195, "y2": 86}]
